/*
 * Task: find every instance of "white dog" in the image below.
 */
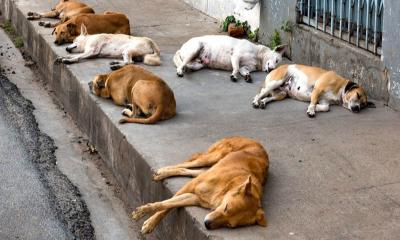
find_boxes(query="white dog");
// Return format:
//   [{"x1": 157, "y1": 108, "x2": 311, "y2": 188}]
[
  {"x1": 56, "y1": 25, "x2": 161, "y2": 69},
  {"x1": 173, "y1": 35, "x2": 286, "y2": 82}
]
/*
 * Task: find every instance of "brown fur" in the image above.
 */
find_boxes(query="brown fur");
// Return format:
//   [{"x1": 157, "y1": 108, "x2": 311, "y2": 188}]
[
  {"x1": 90, "y1": 65, "x2": 176, "y2": 124},
  {"x1": 27, "y1": 0, "x2": 94, "y2": 26},
  {"x1": 53, "y1": 12, "x2": 130, "y2": 45},
  {"x1": 133, "y1": 137, "x2": 269, "y2": 234}
]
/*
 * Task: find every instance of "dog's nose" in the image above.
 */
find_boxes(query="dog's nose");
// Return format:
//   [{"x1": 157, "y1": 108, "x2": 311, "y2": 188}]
[
  {"x1": 351, "y1": 105, "x2": 360, "y2": 113},
  {"x1": 267, "y1": 67, "x2": 274, "y2": 73},
  {"x1": 88, "y1": 81, "x2": 93, "y2": 90},
  {"x1": 204, "y1": 220, "x2": 212, "y2": 230},
  {"x1": 66, "y1": 47, "x2": 72, "y2": 53}
]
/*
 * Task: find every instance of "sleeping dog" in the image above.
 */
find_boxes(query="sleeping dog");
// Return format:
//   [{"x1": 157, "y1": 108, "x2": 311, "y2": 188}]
[
  {"x1": 133, "y1": 136, "x2": 269, "y2": 233},
  {"x1": 56, "y1": 25, "x2": 161, "y2": 68},
  {"x1": 89, "y1": 64, "x2": 176, "y2": 124},
  {"x1": 252, "y1": 64, "x2": 375, "y2": 117},
  {"x1": 173, "y1": 35, "x2": 286, "y2": 82},
  {"x1": 52, "y1": 12, "x2": 130, "y2": 45},
  {"x1": 27, "y1": 0, "x2": 94, "y2": 27}
]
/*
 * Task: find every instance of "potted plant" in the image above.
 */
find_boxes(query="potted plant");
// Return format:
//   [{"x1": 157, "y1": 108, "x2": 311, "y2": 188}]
[{"x1": 228, "y1": 20, "x2": 248, "y2": 38}]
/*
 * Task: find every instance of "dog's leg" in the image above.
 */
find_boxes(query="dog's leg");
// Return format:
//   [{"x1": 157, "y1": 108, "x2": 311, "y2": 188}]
[
  {"x1": 133, "y1": 193, "x2": 199, "y2": 220},
  {"x1": 109, "y1": 48, "x2": 138, "y2": 70},
  {"x1": 57, "y1": 48, "x2": 99, "y2": 64},
  {"x1": 259, "y1": 90, "x2": 287, "y2": 106},
  {"x1": 176, "y1": 45, "x2": 201, "y2": 77},
  {"x1": 186, "y1": 60, "x2": 204, "y2": 71},
  {"x1": 157, "y1": 151, "x2": 224, "y2": 172},
  {"x1": 153, "y1": 168, "x2": 206, "y2": 181},
  {"x1": 27, "y1": 10, "x2": 59, "y2": 20},
  {"x1": 315, "y1": 100, "x2": 330, "y2": 113},
  {"x1": 141, "y1": 210, "x2": 170, "y2": 234},
  {"x1": 230, "y1": 55, "x2": 240, "y2": 82},
  {"x1": 252, "y1": 79, "x2": 286, "y2": 109},
  {"x1": 307, "y1": 88, "x2": 324, "y2": 118},
  {"x1": 239, "y1": 66, "x2": 252, "y2": 83}
]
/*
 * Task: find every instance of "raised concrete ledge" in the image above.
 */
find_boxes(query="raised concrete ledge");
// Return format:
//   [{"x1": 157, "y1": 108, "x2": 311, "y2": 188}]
[{"x1": 3, "y1": 0, "x2": 400, "y2": 240}]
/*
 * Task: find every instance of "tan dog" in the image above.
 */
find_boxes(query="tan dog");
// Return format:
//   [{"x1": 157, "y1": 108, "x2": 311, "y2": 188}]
[
  {"x1": 133, "y1": 136, "x2": 269, "y2": 234},
  {"x1": 52, "y1": 12, "x2": 131, "y2": 45},
  {"x1": 252, "y1": 64, "x2": 375, "y2": 117},
  {"x1": 27, "y1": 0, "x2": 94, "y2": 27},
  {"x1": 89, "y1": 65, "x2": 176, "y2": 124}
]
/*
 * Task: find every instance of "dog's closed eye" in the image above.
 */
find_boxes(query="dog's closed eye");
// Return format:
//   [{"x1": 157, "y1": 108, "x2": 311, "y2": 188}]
[{"x1": 224, "y1": 203, "x2": 228, "y2": 213}]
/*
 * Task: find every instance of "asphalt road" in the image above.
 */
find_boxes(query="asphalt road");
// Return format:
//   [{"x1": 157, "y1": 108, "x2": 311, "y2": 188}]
[{"x1": 0, "y1": 74, "x2": 94, "y2": 239}]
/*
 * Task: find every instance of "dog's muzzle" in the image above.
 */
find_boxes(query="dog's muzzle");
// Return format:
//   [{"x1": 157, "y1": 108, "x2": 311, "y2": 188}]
[
  {"x1": 204, "y1": 220, "x2": 213, "y2": 230},
  {"x1": 351, "y1": 105, "x2": 361, "y2": 113}
]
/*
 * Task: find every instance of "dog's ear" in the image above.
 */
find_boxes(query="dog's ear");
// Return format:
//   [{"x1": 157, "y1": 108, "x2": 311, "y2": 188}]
[
  {"x1": 273, "y1": 44, "x2": 287, "y2": 55},
  {"x1": 345, "y1": 81, "x2": 358, "y2": 93},
  {"x1": 67, "y1": 23, "x2": 77, "y2": 35},
  {"x1": 80, "y1": 24, "x2": 88, "y2": 36},
  {"x1": 256, "y1": 209, "x2": 267, "y2": 227},
  {"x1": 51, "y1": 28, "x2": 56, "y2": 35},
  {"x1": 243, "y1": 175, "x2": 252, "y2": 195},
  {"x1": 367, "y1": 101, "x2": 376, "y2": 108}
]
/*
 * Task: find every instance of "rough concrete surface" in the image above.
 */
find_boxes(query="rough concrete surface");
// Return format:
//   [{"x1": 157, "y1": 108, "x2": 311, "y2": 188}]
[
  {"x1": 1, "y1": 0, "x2": 400, "y2": 239},
  {"x1": 0, "y1": 28, "x2": 145, "y2": 240}
]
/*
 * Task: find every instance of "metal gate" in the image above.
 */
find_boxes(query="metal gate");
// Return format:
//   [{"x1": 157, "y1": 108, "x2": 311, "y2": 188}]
[{"x1": 297, "y1": 0, "x2": 384, "y2": 55}]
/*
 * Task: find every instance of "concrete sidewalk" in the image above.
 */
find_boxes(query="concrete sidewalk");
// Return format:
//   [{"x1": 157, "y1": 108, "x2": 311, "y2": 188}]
[{"x1": 2, "y1": 0, "x2": 400, "y2": 239}]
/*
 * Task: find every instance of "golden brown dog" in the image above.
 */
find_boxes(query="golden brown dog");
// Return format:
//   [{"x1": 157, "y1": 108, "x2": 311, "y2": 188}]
[
  {"x1": 27, "y1": 0, "x2": 94, "y2": 27},
  {"x1": 252, "y1": 64, "x2": 375, "y2": 117},
  {"x1": 52, "y1": 12, "x2": 130, "y2": 45},
  {"x1": 89, "y1": 64, "x2": 176, "y2": 124},
  {"x1": 133, "y1": 136, "x2": 269, "y2": 234}
]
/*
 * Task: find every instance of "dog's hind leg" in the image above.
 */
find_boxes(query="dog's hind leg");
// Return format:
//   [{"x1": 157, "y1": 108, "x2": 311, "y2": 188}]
[
  {"x1": 176, "y1": 44, "x2": 201, "y2": 77},
  {"x1": 186, "y1": 60, "x2": 204, "y2": 71},
  {"x1": 153, "y1": 168, "x2": 206, "y2": 181},
  {"x1": 252, "y1": 79, "x2": 286, "y2": 108},
  {"x1": 259, "y1": 90, "x2": 287, "y2": 106},
  {"x1": 27, "y1": 10, "x2": 59, "y2": 20},
  {"x1": 239, "y1": 66, "x2": 252, "y2": 83}
]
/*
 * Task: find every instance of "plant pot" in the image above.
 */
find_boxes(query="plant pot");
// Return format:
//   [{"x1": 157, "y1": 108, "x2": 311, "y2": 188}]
[{"x1": 228, "y1": 23, "x2": 246, "y2": 38}]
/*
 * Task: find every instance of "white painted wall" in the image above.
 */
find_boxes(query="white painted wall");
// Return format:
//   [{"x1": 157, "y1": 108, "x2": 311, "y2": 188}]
[{"x1": 183, "y1": 0, "x2": 260, "y2": 31}]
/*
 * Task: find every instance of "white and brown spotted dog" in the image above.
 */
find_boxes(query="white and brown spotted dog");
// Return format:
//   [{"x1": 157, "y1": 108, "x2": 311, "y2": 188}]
[
  {"x1": 252, "y1": 64, "x2": 375, "y2": 117},
  {"x1": 173, "y1": 35, "x2": 286, "y2": 82}
]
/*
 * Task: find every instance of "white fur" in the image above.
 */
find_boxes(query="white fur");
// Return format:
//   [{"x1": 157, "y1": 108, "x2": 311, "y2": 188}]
[{"x1": 173, "y1": 35, "x2": 285, "y2": 80}]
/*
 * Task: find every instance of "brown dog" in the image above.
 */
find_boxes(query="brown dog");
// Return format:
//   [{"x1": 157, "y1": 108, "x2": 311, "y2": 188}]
[
  {"x1": 52, "y1": 12, "x2": 131, "y2": 45},
  {"x1": 27, "y1": 0, "x2": 94, "y2": 27},
  {"x1": 89, "y1": 65, "x2": 176, "y2": 124},
  {"x1": 133, "y1": 136, "x2": 269, "y2": 234}
]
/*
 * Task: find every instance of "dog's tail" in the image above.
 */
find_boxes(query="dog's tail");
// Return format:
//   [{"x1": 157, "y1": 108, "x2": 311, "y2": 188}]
[
  {"x1": 119, "y1": 106, "x2": 163, "y2": 124},
  {"x1": 143, "y1": 38, "x2": 161, "y2": 66},
  {"x1": 173, "y1": 50, "x2": 182, "y2": 67}
]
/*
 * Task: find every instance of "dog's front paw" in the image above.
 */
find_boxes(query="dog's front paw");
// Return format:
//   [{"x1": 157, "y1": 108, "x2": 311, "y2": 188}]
[
  {"x1": 27, "y1": 16, "x2": 35, "y2": 21},
  {"x1": 38, "y1": 21, "x2": 45, "y2": 26},
  {"x1": 62, "y1": 58, "x2": 74, "y2": 64},
  {"x1": 132, "y1": 204, "x2": 152, "y2": 220},
  {"x1": 176, "y1": 69, "x2": 184, "y2": 77},
  {"x1": 307, "y1": 105, "x2": 316, "y2": 118},
  {"x1": 110, "y1": 64, "x2": 122, "y2": 71},
  {"x1": 121, "y1": 108, "x2": 132, "y2": 117},
  {"x1": 230, "y1": 75, "x2": 238, "y2": 82},
  {"x1": 252, "y1": 101, "x2": 260, "y2": 109},
  {"x1": 244, "y1": 74, "x2": 252, "y2": 83},
  {"x1": 27, "y1": 11, "x2": 34, "y2": 16},
  {"x1": 141, "y1": 216, "x2": 158, "y2": 234},
  {"x1": 259, "y1": 102, "x2": 266, "y2": 109},
  {"x1": 54, "y1": 57, "x2": 64, "y2": 64}
]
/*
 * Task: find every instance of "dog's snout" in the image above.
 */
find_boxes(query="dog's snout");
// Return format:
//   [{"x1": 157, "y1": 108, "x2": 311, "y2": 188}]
[
  {"x1": 267, "y1": 67, "x2": 273, "y2": 73},
  {"x1": 88, "y1": 81, "x2": 93, "y2": 90},
  {"x1": 66, "y1": 46, "x2": 73, "y2": 53},
  {"x1": 204, "y1": 220, "x2": 212, "y2": 230},
  {"x1": 351, "y1": 105, "x2": 361, "y2": 113}
]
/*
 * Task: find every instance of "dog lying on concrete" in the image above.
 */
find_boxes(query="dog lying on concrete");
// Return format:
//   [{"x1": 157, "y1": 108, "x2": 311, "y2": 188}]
[
  {"x1": 52, "y1": 12, "x2": 131, "y2": 45},
  {"x1": 173, "y1": 35, "x2": 286, "y2": 82},
  {"x1": 133, "y1": 136, "x2": 269, "y2": 233},
  {"x1": 56, "y1": 25, "x2": 161, "y2": 68},
  {"x1": 89, "y1": 64, "x2": 176, "y2": 124},
  {"x1": 27, "y1": 0, "x2": 94, "y2": 28},
  {"x1": 252, "y1": 64, "x2": 376, "y2": 117}
]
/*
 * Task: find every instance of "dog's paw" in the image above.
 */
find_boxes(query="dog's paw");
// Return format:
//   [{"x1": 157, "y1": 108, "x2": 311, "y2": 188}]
[
  {"x1": 54, "y1": 57, "x2": 63, "y2": 64},
  {"x1": 230, "y1": 75, "x2": 238, "y2": 82},
  {"x1": 121, "y1": 108, "x2": 132, "y2": 117},
  {"x1": 27, "y1": 16, "x2": 35, "y2": 21},
  {"x1": 118, "y1": 117, "x2": 128, "y2": 124},
  {"x1": 38, "y1": 21, "x2": 45, "y2": 26},
  {"x1": 244, "y1": 74, "x2": 252, "y2": 83},
  {"x1": 62, "y1": 59, "x2": 73, "y2": 64},
  {"x1": 252, "y1": 101, "x2": 260, "y2": 109},
  {"x1": 152, "y1": 172, "x2": 163, "y2": 181},
  {"x1": 109, "y1": 61, "x2": 120, "y2": 65},
  {"x1": 259, "y1": 102, "x2": 266, "y2": 109},
  {"x1": 132, "y1": 204, "x2": 152, "y2": 220},
  {"x1": 307, "y1": 111, "x2": 315, "y2": 118},
  {"x1": 141, "y1": 217, "x2": 157, "y2": 234},
  {"x1": 110, "y1": 64, "x2": 122, "y2": 71},
  {"x1": 307, "y1": 106, "x2": 316, "y2": 118},
  {"x1": 27, "y1": 11, "x2": 34, "y2": 16}
]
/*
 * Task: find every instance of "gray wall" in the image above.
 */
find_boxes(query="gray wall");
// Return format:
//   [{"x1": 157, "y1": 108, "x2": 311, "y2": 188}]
[{"x1": 259, "y1": 0, "x2": 398, "y2": 108}]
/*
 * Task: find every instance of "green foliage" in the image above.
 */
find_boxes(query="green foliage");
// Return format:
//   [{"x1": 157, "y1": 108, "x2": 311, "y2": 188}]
[
  {"x1": 2, "y1": 20, "x2": 15, "y2": 34},
  {"x1": 248, "y1": 28, "x2": 259, "y2": 42},
  {"x1": 269, "y1": 29, "x2": 281, "y2": 49},
  {"x1": 222, "y1": 15, "x2": 236, "y2": 32},
  {"x1": 14, "y1": 36, "x2": 24, "y2": 48},
  {"x1": 281, "y1": 20, "x2": 294, "y2": 33}
]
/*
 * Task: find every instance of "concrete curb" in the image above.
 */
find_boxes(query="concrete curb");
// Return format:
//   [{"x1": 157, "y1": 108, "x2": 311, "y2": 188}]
[{"x1": 0, "y1": 1, "x2": 211, "y2": 239}]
